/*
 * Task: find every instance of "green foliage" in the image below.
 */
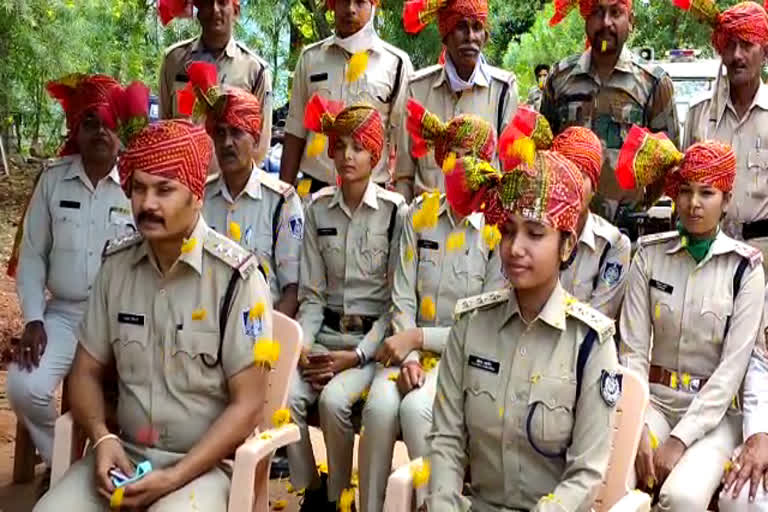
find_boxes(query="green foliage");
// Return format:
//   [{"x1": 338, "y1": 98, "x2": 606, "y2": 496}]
[{"x1": 376, "y1": 0, "x2": 442, "y2": 70}]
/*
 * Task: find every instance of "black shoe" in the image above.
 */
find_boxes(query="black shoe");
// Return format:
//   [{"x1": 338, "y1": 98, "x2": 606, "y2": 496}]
[
  {"x1": 299, "y1": 474, "x2": 333, "y2": 512},
  {"x1": 270, "y1": 455, "x2": 290, "y2": 479}
]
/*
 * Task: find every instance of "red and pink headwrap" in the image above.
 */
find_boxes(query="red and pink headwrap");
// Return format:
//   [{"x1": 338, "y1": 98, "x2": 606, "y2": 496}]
[
  {"x1": 111, "y1": 82, "x2": 212, "y2": 200},
  {"x1": 673, "y1": 0, "x2": 768, "y2": 54},
  {"x1": 550, "y1": 0, "x2": 632, "y2": 26},
  {"x1": 159, "y1": 0, "x2": 240, "y2": 26},
  {"x1": 552, "y1": 126, "x2": 603, "y2": 190},
  {"x1": 403, "y1": 0, "x2": 489, "y2": 37},
  {"x1": 46, "y1": 74, "x2": 120, "y2": 156}
]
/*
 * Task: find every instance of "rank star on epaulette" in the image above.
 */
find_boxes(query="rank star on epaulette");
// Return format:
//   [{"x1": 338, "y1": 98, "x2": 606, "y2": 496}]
[{"x1": 600, "y1": 370, "x2": 623, "y2": 406}]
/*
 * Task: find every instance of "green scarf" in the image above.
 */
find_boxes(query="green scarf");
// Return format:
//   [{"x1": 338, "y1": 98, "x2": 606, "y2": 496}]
[{"x1": 676, "y1": 220, "x2": 718, "y2": 263}]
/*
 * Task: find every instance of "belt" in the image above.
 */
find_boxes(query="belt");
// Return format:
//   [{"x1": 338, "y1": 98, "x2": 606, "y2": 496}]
[
  {"x1": 648, "y1": 365, "x2": 708, "y2": 392},
  {"x1": 742, "y1": 219, "x2": 768, "y2": 240},
  {"x1": 322, "y1": 309, "x2": 376, "y2": 334}
]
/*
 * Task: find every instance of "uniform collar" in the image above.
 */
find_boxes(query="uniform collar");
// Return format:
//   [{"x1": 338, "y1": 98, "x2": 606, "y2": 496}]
[
  {"x1": 63, "y1": 155, "x2": 120, "y2": 187},
  {"x1": 438, "y1": 195, "x2": 484, "y2": 230},
  {"x1": 132, "y1": 215, "x2": 208, "y2": 276},
  {"x1": 719, "y1": 78, "x2": 768, "y2": 121},
  {"x1": 442, "y1": 53, "x2": 491, "y2": 91},
  {"x1": 328, "y1": 180, "x2": 380, "y2": 215},
  {"x1": 192, "y1": 36, "x2": 237, "y2": 59},
  {"x1": 571, "y1": 46, "x2": 634, "y2": 80},
  {"x1": 324, "y1": 12, "x2": 380, "y2": 55},
  {"x1": 504, "y1": 281, "x2": 568, "y2": 332},
  {"x1": 665, "y1": 229, "x2": 729, "y2": 264},
  {"x1": 578, "y1": 212, "x2": 597, "y2": 251},
  {"x1": 210, "y1": 167, "x2": 263, "y2": 203}
]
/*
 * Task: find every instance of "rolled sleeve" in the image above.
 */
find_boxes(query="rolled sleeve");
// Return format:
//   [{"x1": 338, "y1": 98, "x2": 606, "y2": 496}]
[
  {"x1": 422, "y1": 327, "x2": 451, "y2": 354},
  {"x1": 296, "y1": 204, "x2": 326, "y2": 348},
  {"x1": 77, "y1": 261, "x2": 113, "y2": 365},
  {"x1": 284, "y1": 52, "x2": 309, "y2": 139},
  {"x1": 274, "y1": 192, "x2": 303, "y2": 290},
  {"x1": 17, "y1": 170, "x2": 51, "y2": 324}
]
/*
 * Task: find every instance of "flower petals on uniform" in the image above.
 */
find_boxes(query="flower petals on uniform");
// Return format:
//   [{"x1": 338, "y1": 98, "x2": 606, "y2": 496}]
[
  {"x1": 420, "y1": 296, "x2": 436, "y2": 320},
  {"x1": 181, "y1": 237, "x2": 197, "y2": 253},
  {"x1": 410, "y1": 458, "x2": 431, "y2": 488},
  {"x1": 191, "y1": 307, "x2": 207, "y2": 321},
  {"x1": 253, "y1": 338, "x2": 280, "y2": 368},
  {"x1": 272, "y1": 408, "x2": 292, "y2": 428}
]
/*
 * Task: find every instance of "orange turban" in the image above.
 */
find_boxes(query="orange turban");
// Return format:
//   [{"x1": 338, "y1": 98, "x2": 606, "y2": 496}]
[
  {"x1": 159, "y1": 0, "x2": 240, "y2": 26},
  {"x1": 552, "y1": 126, "x2": 603, "y2": 190},
  {"x1": 673, "y1": 0, "x2": 768, "y2": 54},
  {"x1": 403, "y1": 0, "x2": 489, "y2": 37},
  {"x1": 550, "y1": 0, "x2": 632, "y2": 26}
]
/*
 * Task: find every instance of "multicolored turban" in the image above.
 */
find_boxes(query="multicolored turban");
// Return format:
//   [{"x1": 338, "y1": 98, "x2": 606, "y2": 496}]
[
  {"x1": 406, "y1": 99, "x2": 496, "y2": 168},
  {"x1": 303, "y1": 94, "x2": 385, "y2": 167},
  {"x1": 497, "y1": 106, "x2": 553, "y2": 171},
  {"x1": 110, "y1": 82, "x2": 212, "y2": 200},
  {"x1": 159, "y1": 0, "x2": 240, "y2": 26},
  {"x1": 550, "y1": 0, "x2": 633, "y2": 26},
  {"x1": 673, "y1": 0, "x2": 768, "y2": 54},
  {"x1": 552, "y1": 126, "x2": 603, "y2": 190},
  {"x1": 403, "y1": 0, "x2": 489, "y2": 37},
  {"x1": 177, "y1": 61, "x2": 262, "y2": 142},
  {"x1": 46, "y1": 74, "x2": 121, "y2": 156},
  {"x1": 617, "y1": 124, "x2": 735, "y2": 199}
]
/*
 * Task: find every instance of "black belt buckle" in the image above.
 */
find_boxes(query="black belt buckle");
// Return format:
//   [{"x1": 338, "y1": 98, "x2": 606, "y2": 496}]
[{"x1": 340, "y1": 315, "x2": 364, "y2": 334}]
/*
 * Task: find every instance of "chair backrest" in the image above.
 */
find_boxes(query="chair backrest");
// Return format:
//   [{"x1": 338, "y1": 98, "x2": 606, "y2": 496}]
[
  {"x1": 258, "y1": 311, "x2": 302, "y2": 432},
  {"x1": 593, "y1": 366, "x2": 650, "y2": 512}
]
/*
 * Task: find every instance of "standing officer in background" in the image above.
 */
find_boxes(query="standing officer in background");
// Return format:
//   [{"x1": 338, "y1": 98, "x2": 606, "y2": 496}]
[
  {"x1": 527, "y1": 63, "x2": 550, "y2": 111},
  {"x1": 681, "y1": 0, "x2": 768, "y2": 271},
  {"x1": 541, "y1": 0, "x2": 678, "y2": 223},
  {"x1": 180, "y1": 61, "x2": 303, "y2": 317},
  {"x1": 396, "y1": 0, "x2": 518, "y2": 201},
  {"x1": 279, "y1": 0, "x2": 413, "y2": 194},
  {"x1": 158, "y1": 0, "x2": 273, "y2": 167},
  {"x1": 35, "y1": 81, "x2": 274, "y2": 512},
  {"x1": 8, "y1": 74, "x2": 133, "y2": 478}
]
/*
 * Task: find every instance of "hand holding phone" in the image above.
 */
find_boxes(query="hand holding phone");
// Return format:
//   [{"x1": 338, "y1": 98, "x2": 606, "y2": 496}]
[{"x1": 109, "y1": 461, "x2": 153, "y2": 488}]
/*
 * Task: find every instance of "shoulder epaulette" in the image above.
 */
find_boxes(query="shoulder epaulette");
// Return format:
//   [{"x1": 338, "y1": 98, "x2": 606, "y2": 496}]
[
  {"x1": 410, "y1": 65, "x2": 442, "y2": 83},
  {"x1": 633, "y1": 56, "x2": 669, "y2": 81},
  {"x1": 300, "y1": 38, "x2": 329, "y2": 56},
  {"x1": 554, "y1": 54, "x2": 580, "y2": 74},
  {"x1": 234, "y1": 41, "x2": 270, "y2": 67},
  {"x1": 454, "y1": 288, "x2": 510, "y2": 317},
  {"x1": 259, "y1": 171, "x2": 294, "y2": 198},
  {"x1": 102, "y1": 232, "x2": 143, "y2": 258},
  {"x1": 163, "y1": 36, "x2": 196, "y2": 57},
  {"x1": 309, "y1": 185, "x2": 336, "y2": 204},
  {"x1": 565, "y1": 295, "x2": 615, "y2": 343},
  {"x1": 379, "y1": 41, "x2": 411, "y2": 63},
  {"x1": 487, "y1": 65, "x2": 515, "y2": 85},
  {"x1": 591, "y1": 214, "x2": 625, "y2": 245},
  {"x1": 688, "y1": 90, "x2": 713, "y2": 111},
  {"x1": 376, "y1": 187, "x2": 406, "y2": 206},
  {"x1": 733, "y1": 240, "x2": 763, "y2": 267},
  {"x1": 203, "y1": 228, "x2": 258, "y2": 279},
  {"x1": 637, "y1": 231, "x2": 679, "y2": 247}
]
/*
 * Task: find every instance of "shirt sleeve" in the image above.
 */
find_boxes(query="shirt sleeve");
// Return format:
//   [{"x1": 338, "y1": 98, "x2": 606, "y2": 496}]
[
  {"x1": 17, "y1": 170, "x2": 52, "y2": 324},
  {"x1": 618, "y1": 246, "x2": 652, "y2": 379},
  {"x1": 539, "y1": 331, "x2": 618, "y2": 512},
  {"x1": 388, "y1": 54, "x2": 413, "y2": 184},
  {"x1": 296, "y1": 203, "x2": 326, "y2": 348},
  {"x1": 254, "y1": 65, "x2": 274, "y2": 167},
  {"x1": 744, "y1": 338, "x2": 768, "y2": 440},
  {"x1": 671, "y1": 262, "x2": 764, "y2": 446},
  {"x1": 77, "y1": 259, "x2": 113, "y2": 364},
  {"x1": 589, "y1": 233, "x2": 631, "y2": 320},
  {"x1": 647, "y1": 74, "x2": 679, "y2": 145},
  {"x1": 274, "y1": 191, "x2": 303, "y2": 291},
  {"x1": 394, "y1": 80, "x2": 416, "y2": 202},
  {"x1": 221, "y1": 263, "x2": 274, "y2": 378},
  {"x1": 284, "y1": 51, "x2": 309, "y2": 140},
  {"x1": 500, "y1": 73, "x2": 519, "y2": 133},
  {"x1": 391, "y1": 204, "x2": 419, "y2": 335},
  {"x1": 424, "y1": 316, "x2": 472, "y2": 512}
]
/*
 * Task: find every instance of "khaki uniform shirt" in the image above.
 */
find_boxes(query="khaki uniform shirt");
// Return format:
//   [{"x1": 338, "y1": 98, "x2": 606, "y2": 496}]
[
  {"x1": 298, "y1": 181, "x2": 406, "y2": 358},
  {"x1": 560, "y1": 212, "x2": 631, "y2": 319},
  {"x1": 683, "y1": 80, "x2": 768, "y2": 232},
  {"x1": 393, "y1": 194, "x2": 505, "y2": 356},
  {"x1": 17, "y1": 155, "x2": 133, "y2": 323},
  {"x1": 540, "y1": 48, "x2": 678, "y2": 215},
  {"x1": 203, "y1": 169, "x2": 303, "y2": 302},
  {"x1": 619, "y1": 231, "x2": 764, "y2": 447},
  {"x1": 159, "y1": 36, "x2": 273, "y2": 166},
  {"x1": 395, "y1": 64, "x2": 518, "y2": 201},
  {"x1": 284, "y1": 31, "x2": 413, "y2": 185},
  {"x1": 78, "y1": 217, "x2": 272, "y2": 454},
  {"x1": 426, "y1": 285, "x2": 619, "y2": 512},
  {"x1": 742, "y1": 289, "x2": 768, "y2": 440}
]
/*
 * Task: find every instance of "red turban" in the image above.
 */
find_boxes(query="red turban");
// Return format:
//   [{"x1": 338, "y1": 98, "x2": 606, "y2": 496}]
[
  {"x1": 664, "y1": 141, "x2": 736, "y2": 198},
  {"x1": 111, "y1": 82, "x2": 212, "y2": 200},
  {"x1": 159, "y1": 0, "x2": 239, "y2": 26},
  {"x1": 304, "y1": 94, "x2": 385, "y2": 167},
  {"x1": 406, "y1": 99, "x2": 496, "y2": 167},
  {"x1": 46, "y1": 74, "x2": 120, "y2": 156},
  {"x1": 550, "y1": 0, "x2": 632, "y2": 26},
  {"x1": 552, "y1": 126, "x2": 603, "y2": 190},
  {"x1": 403, "y1": 0, "x2": 489, "y2": 37},
  {"x1": 673, "y1": 0, "x2": 768, "y2": 54}
]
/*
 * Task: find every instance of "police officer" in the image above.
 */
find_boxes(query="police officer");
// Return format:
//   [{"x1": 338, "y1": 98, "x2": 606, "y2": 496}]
[
  {"x1": 527, "y1": 63, "x2": 550, "y2": 111},
  {"x1": 396, "y1": 0, "x2": 517, "y2": 201},
  {"x1": 358, "y1": 112, "x2": 505, "y2": 512},
  {"x1": 424, "y1": 144, "x2": 619, "y2": 511},
  {"x1": 617, "y1": 132, "x2": 764, "y2": 511},
  {"x1": 288, "y1": 96, "x2": 406, "y2": 511},
  {"x1": 540, "y1": 0, "x2": 678, "y2": 223},
  {"x1": 159, "y1": 0, "x2": 273, "y2": 167},
  {"x1": 35, "y1": 82, "x2": 273, "y2": 512},
  {"x1": 180, "y1": 64, "x2": 303, "y2": 316},
  {"x1": 279, "y1": 0, "x2": 412, "y2": 194},
  {"x1": 681, "y1": 1, "x2": 768, "y2": 271},
  {"x1": 8, "y1": 74, "x2": 133, "y2": 474}
]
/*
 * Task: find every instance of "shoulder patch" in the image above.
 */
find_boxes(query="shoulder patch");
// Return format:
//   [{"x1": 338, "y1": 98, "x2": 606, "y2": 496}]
[
  {"x1": 565, "y1": 295, "x2": 615, "y2": 343},
  {"x1": 376, "y1": 186, "x2": 406, "y2": 206},
  {"x1": 637, "y1": 231, "x2": 679, "y2": 247},
  {"x1": 733, "y1": 240, "x2": 763, "y2": 267},
  {"x1": 259, "y1": 171, "x2": 294, "y2": 198},
  {"x1": 454, "y1": 288, "x2": 511, "y2": 317},
  {"x1": 234, "y1": 41, "x2": 269, "y2": 67},
  {"x1": 309, "y1": 185, "x2": 337, "y2": 204},
  {"x1": 410, "y1": 64, "x2": 442, "y2": 83},
  {"x1": 103, "y1": 232, "x2": 143, "y2": 258},
  {"x1": 163, "y1": 36, "x2": 196, "y2": 57},
  {"x1": 44, "y1": 155, "x2": 76, "y2": 172},
  {"x1": 203, "y1": 229, "x2": 258, "y2": 279}
]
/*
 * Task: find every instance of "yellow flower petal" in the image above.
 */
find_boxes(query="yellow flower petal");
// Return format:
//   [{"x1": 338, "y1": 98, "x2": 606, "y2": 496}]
[
  {"x1": 646, "y1": 476, "x2": 656, "y2": 489},
  {"x1": 346, "y1": 51, "x2": 368, "y2": 83},
  {"x1": 601, "y1": 40, "x2": 608, "y2": 52},
  {"x1": 272, "y1": 499, "x2": 287, "y2": 510},
  {"x1": 229, "y1": 221, "x2": 241, "y2": 242},
  {"x1": 405, "y1": 245, "x2": 414, "y2": 263},
  {"x1": 387, "y1": 372, "x2": 399, "y2": 381},
  {"x1": 285, "y1": 482, "x2": 295, "y2": 493},
  {"x1": 191, "y1": 308, "x2": 207, "y2": 321},
  {"x1": 181, "y1": 237, "x2": 197, "y2": 254},
  {"x1": 360, "y1": 388, "x2": 369, "y2": 401},
  {"x1": 681, "y1": 373, "x2": 691, "y2": 388},
  {"x1": 421, "y1": 352, "x2": 439, "y2": 372},
  {"x1": 442, "y1": 152, "x2": 457, "y2": 174},
  {"x1": 339, "y1": 487, "x2": 356, "y2": 512},
  {"x1": 110, "y1": 487, "x2": 125, "y2": 508},
  {"x1": 410, "y1": 459, "x2": 431, "y2": 489},
  {"x1": 420, "y1": 296, "x2": 436, "y2": 321},
  {"x1": 530, "y1": 373, "x2": 541, "y2": 384},
  {"x1": 249, "y1": 301, "x2": 266, "y2": 321},
  {"x1": 499, "y1": 407, "x2": 504, "y2": 418},
  {"x1": 482, "y1": 224, "x2": 501, "y2": 251},
  {"x1": 317, "y1": 462, "x2": 328, "y2": 475},
  {"x1": 446, "y1": 231, "x2": 466, "y2": 251},
  {"x1": 253, "y1": 338, "x2": 280, "y2": 368},
  {"x1": 307, "y1": 133, "x2": 327, "y2": 158},
  {"x1": 297, "y1": 179, "x2": 312, "y2": 198},
  {"x1": 260, "y1": 432, "x2": 272, "y2": 440},
  {"x1": 724, "y1": 460, "x2": 734, "y2": 473},
  {"x1": 654, "y1": 302, "x2": 661, "y2": 320},
  {"x1": 272, "y1": 408, "x2": 292, "y2": 428},
  {"x1": 670, "y1": 371, "x2": 678, "y2": 390},
  {"x1": 351, "y1": 469, "x2": 359, "y2": 488},
  {"x1": 648, "y1": 428, "x2": 659, "y2": 450}
]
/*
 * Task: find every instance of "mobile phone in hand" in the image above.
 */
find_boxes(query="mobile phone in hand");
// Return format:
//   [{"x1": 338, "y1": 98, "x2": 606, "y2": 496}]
[{"x1": 109, "y1": 461, "x2": 152, "y2": 488}]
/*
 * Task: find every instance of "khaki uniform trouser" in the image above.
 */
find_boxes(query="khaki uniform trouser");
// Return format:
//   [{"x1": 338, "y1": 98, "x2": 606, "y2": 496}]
[
  {"x1": 34, "y1": 441, "x2": 231, "y2": 511},
  {"x1": 358, "y1": 361, "x2": 439, "y2": 512}
]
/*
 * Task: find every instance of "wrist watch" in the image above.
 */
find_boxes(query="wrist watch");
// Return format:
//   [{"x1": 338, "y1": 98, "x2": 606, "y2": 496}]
[{"x1": 355, "y1": 347, "x2": 366, "y2": 368}]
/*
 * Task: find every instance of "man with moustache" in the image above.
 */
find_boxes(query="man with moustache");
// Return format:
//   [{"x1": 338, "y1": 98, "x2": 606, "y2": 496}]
[
  {"x1": 7, "y1": 74, "x2": 133, "y2": 488},
  {"x1": 540, "y1": 0, "x2": 678, "y2": 224},
  {"x1": 158, "y1": 0, "x2": 273, "y2": 167},
  {"x1": 34, "y1": 81, "x2": 273, "y2": 512}
]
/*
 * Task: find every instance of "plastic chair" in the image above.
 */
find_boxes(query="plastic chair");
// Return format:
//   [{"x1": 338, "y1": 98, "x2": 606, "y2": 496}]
[
  {"x1": 51, "y1": 311, "x2": 303, "y2": 512},
  {"x1": 383, "y1": 367, "x2": 651, "y2": 512}
]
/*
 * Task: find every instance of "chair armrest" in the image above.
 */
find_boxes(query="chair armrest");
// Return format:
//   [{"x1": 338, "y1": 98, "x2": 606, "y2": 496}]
[
  {"x1": 51, "y1": 412, "x2": 76, "y2": 485},
  {"x1": 234, "y1": 425, "x2": 301, "y2": 465},
  {"x1": 607, "y1": 490, "x2": 652, "y2": 512},
  {"x1": 383, "y1": 457, "x2": 420, "y2": 512}
]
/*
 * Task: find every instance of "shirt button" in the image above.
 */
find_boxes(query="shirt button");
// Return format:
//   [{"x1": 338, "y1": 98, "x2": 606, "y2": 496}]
[
  {"x1": 160, "y1": 289, "x2": 166, "y2": 296},
  {"x1": 519, "y1": 346, "x2": 527, "y2": 357},
  {"x1": 509, "y1": 393, "x2": 516, "y2": 403}
]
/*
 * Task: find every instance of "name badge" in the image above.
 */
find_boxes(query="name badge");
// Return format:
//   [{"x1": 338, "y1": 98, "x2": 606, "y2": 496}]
[
  {"x1": 118, "y1": 313, "x2": 145, "y2": 326},
  {"x1": 59, "y1": 200, "x2": 81, "y2": 209},
  {"x1": 317, "y1": 227, "x2": 337, "y2": 237},
  {"x1": 649, "y1": 279, "x2": 674, "y2": 294},
  {"x1": 310, "y1": 72, "x2": 328, "y2": 83},
  {"x1": 418, "y1": 239, "x2": 439, "y2": 250},
  {"x1": 468, "y1": 355, "x2": 500, "y2": 374}
]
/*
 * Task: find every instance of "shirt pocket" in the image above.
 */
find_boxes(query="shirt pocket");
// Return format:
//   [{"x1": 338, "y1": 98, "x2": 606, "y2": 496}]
[
  {"x1": 557, "y1": 96, "x2": 593, "y2": 130},
  {"x1": 452, "y1": 247, "x2": 488, "y2": 294},
  {"x1": 112, "y1": 323, "x2": 150, "y2": 386},
  {"x1": 595, "y1": 103, "x2": 644, "y2": 150},
  {"x1": 526, "y1": 377, "x2": 577, "y2": 457},
  {"x1": 650, "y1": 290, "x2": 676, "y2": 340},
  {"x1": 171, "y1": 329, "x2": 225, "y2": 395},
  {"x1": 319, "y1": 236, "x2": 345, "y2": 282},
  {"x1": 52, "y1": 208, "x2": 83, "y2": 252},
  {"x1": 360, "y1": 231, "x2": 390, "y2": 277},
  {"x1": 464, "y1": 364, "x2": 499, "y2": 436},
  {"x1": 747, "y1": 150, "x2": 768, "y2": 199},
  {"x1": 699, "y1": 297, "x2": 732, "y2": 345}
]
